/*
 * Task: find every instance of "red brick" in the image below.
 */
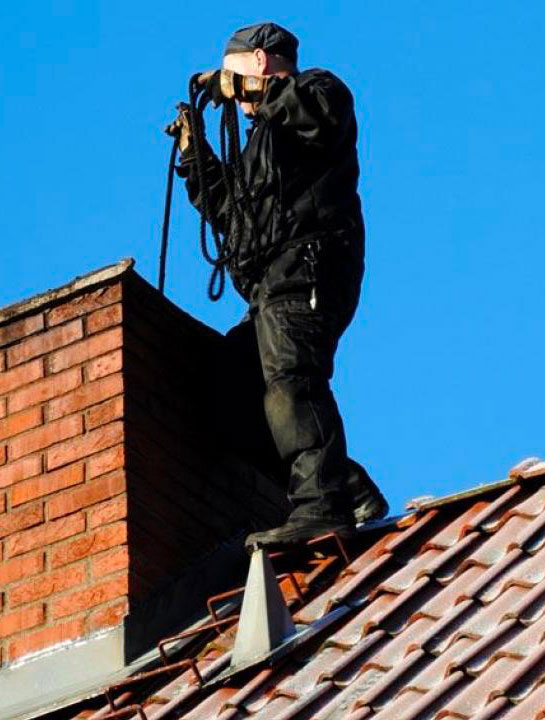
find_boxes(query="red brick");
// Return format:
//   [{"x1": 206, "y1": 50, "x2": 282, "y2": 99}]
[
  {"x1": 6, "y1": 512, "x2": 85, "y2": 558},
  {"x1": 88, "y1": 495, "x2": 127, "y2": 529},
  {"x1": 47, "y1": 421, "x2": 123, "y2": 470},
  {"x1": 0, "y1": 407, "x2": 43, "y2": 442},
  {"x1": 50, "y1": 521, "x2": 127, "y2": 568},
  {"x1": 0, "y1": 551, "x2": 44, "y2": 584},
  {"x1": 7, "y1": 320, "x2": 83, "y2": 367},
  {"x1": 91, "y1": 546, "x2": 129, "y2": 579},
  {"x1": 0, "y1": 492, "x2": 5, "y2": 513},
  {"x1": 49, "y1": 327, "x2": 122, "y2": 374},
  {"x1": 0, "y1": 455, "x2": 42, "y2": 489},
  {"x1": 47, "y1": 285, "x2": 122, "y2": 327},
  {"x1": 10, "y1": 563, "x2": 86, "y2": 607},
  {"x1": 0, "y1": 604, "x2": 45, "y2": 639},
  {"x1": 8, "y1": 617, "x2": 85, "y2": 661},
  {"x1": 86, "y1": 349, "x2": 123, "y2": 382},
  {"x1": 9, "y1": 367, "x2": 82, "y2": 414},
  {"x1": 0, "y1": 396, "x2": 6, "y2": 417},
  {"x1": 48, "y1": 373, "x2": 123, "y2": 420},
  {"x1": 0, "y1": 359, "x2": 44, "y2": 395},
  {"x1": 11, "y1": 464, "x2": 84, "y2": 507},
  {"x1": 88, "y1": 598, "x2": 128, "y2": 632},
  {"x1": 51, "y1": 575, "x2": 129, "y2": 619},
  {"x1": 0, "y1": 351, "x2": 5, "y2": 371},
  {"x1": 0, "y1": 445, "x2": 6, "y2": 466},
  {"x1": 10, "y1": 414, "x2": 82, "y2": 461},
  {"x1": 48, "y1": 471, "x2": 126, "y2": 520},
  {"x1": 0, "y1": 503, "x2": 44, "y2": 539},
  {"x1": 87, "y1": 304, "x2": 122, "y2": 334},
  {"x1": 86, "y1": 396, "x2": 123, "y2": 431},
  {"x1": 87, "y1": 444, "x2": 124, "y2": 479},
  {"x1": 0, "y1": 315, "x2": 44, "y2": 349}
]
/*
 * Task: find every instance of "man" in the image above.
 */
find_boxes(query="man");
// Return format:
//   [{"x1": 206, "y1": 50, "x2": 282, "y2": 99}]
[{"x1": 176, "y1": 22, "x2": 388, "y2": 549}]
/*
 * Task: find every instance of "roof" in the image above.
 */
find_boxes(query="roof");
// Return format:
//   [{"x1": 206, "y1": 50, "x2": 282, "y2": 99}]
[{"x1": 58, "y1": 457, "x2": 545, "y2": 720}]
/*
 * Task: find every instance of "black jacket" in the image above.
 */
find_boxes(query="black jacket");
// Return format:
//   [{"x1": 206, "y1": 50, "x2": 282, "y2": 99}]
[{"x1": 179, "y1": 68, "x2": 364, "y2": 299}]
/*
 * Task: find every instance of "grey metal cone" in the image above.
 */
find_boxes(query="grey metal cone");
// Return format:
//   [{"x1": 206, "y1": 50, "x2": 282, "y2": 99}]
[{"x1": 230, "y1": 548, "x2": 296, "y2": 668}]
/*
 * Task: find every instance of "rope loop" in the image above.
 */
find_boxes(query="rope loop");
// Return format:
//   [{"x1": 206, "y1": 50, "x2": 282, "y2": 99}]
[{"x1": 183, "y1": 74, "x2": 260, "y2": 301}]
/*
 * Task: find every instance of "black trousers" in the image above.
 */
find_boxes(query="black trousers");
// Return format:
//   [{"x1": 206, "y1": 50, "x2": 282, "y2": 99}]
[{"x1": 223, "y1": 234, "x2": 364, "y2": 521}]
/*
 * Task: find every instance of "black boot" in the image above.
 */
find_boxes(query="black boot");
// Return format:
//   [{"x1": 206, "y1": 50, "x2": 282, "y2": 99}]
[
  {"x1": 245, "y1": 512, "x2": 355, "y2": 552},
  {"x1": 346, "y1": 459, "x2": 389, "y2": 524}
]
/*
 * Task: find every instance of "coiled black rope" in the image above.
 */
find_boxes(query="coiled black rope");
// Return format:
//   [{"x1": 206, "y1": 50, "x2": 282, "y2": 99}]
[{"x1": 159, "y1": 74, "x2": 260, "y2": 301}]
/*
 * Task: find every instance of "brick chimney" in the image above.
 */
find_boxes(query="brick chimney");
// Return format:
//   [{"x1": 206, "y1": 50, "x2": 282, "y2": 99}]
[{"x1": 0, "y1": 260, "x2": 287, "y2": 717}]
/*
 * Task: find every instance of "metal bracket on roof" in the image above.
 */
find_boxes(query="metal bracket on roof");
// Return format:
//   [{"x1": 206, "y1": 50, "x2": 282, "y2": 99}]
[{"x1": 230, "y1": 548, "x2": 296, "y2": 669}]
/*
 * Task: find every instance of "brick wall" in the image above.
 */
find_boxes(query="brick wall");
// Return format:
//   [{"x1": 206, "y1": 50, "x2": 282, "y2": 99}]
[
  {"x1": 0, "y1": 261, "x2": 287, "y2": 669},
  {"x1": 0, "y1": 275, "x2": 127, "y2": 666}
]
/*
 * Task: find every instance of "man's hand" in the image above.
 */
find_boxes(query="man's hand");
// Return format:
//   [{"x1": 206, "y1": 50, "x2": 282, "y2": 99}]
[
  {"x1": 197, "y1": 69, "x2": 270, "y2": 107},
  {"x1": 165, "y1": 102, "x2": 192, "y2": 153}
]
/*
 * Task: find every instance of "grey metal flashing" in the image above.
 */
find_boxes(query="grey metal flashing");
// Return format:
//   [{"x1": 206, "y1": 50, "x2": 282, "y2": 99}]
[
  {"x1": 3, "y1": 533, "x2": 249, "y2": 720},
  {"x1": 0, "y1": 258, "x2": 135, "y2": 325},
  {"x1": 1, "y1": 625, "x2": 125, "y2": 720}
]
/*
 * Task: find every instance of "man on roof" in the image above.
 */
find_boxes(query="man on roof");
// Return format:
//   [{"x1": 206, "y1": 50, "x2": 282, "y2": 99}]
[{"x1": 177, "y1": 21, "x2": 388, "y2": 549}]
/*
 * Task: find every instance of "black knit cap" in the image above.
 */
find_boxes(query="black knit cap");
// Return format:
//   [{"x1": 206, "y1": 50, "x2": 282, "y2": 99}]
[{"x1": 224, "y1": 22, "x2": 299, "y2": 65}]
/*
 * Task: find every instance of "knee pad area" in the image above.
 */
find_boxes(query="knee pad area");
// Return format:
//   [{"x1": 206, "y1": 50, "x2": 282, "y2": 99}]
[{"x1": 264, "y1": 378, "x2": 326, "y2": 460}]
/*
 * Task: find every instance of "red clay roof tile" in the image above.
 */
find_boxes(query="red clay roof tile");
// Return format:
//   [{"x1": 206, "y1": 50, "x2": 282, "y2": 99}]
[
  {"x1": 463, "y1": 484, "x2": 524, "y2": 534},
  {"x1": 422, "y1": 502, "x2": 490, "y2": 549},
  {"x1": 510, "y1": 578, "x2": 545, "y2": 624},
  {"x1": 504, "y1": 485, "x2": 545, "y2": 519},
  {"x1": 377, "y1": 576, "x2": 439, "y2": 634},
  {"x1": 328, "y1": 552, "x2": 397, "y2": 607},
  {"x1": 494, "y1": 641, "x2": 545, "y2": 702},
  {"x1": 319, "y1": 632, "x2": 386, "y2": 680},
  {"x1": 382, "y1": 509, "x2": 440, "y2": 554},
  {"x1": 500, "y1": 681, "x2": 545, "y2": 719},
  {"x1": 456, "y1": 585, "x2": 529, "y2": 638},
  {"x1": 371, "y1": 547, "x2": 443, "y2": 594},
  {"x1": 366, "y1": 615, "x2": 436, "y2": 667},
  {"x1": 441, "y1": 656, "x2": 523, "y2": 716},
  {"x1": 377, "y1": 671, "x2": 468, "y2": 720},
  {"x1": 468, "y1": 514, "x2": 532, "y2": 565},
  {"x1": 416, "y1": 598, "x2": 477, "y2": 655},
  {"x1": 404, "y1": 636, "x2": 475, "y2": 691},
  {"x1": 510, "y1": 511, "x2": 545, "y2": 554},
  {"x1": 357, "y1": 647, "x2": 429, "y2": 707},
  {"x1": 418, "y1": 565, "x2": 484, "y2": 616}
]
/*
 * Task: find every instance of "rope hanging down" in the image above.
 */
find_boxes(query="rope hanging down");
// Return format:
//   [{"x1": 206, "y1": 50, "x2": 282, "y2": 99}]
[{"x1": 159, "y1": 74, "x2": 259, "y2": 301}]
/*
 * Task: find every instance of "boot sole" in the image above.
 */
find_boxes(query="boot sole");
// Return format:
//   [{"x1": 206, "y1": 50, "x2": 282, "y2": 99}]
[{"x1": 246, "y1": 523, "x2": 356, "y2": 551}]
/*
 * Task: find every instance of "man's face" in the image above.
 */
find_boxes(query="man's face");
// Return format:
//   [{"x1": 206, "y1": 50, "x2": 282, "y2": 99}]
[{"x1": 223, "y1": 51, "x2": 264, "y2": 117}]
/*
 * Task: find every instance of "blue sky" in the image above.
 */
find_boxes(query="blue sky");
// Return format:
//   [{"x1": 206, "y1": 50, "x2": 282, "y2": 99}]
[{"x1": 1, "y1": 2, "x2": 544, "y2": 513}]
